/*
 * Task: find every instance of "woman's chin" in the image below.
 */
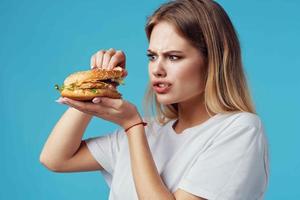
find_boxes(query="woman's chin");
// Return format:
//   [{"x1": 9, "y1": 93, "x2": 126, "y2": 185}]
[{"x1": 156, "y1": 95, "x2": 178, "y2": 105}]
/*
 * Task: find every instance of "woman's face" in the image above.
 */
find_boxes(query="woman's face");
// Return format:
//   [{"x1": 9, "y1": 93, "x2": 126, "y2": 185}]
[{"x1": 148, "y1": 21, "x2": 207, "y2": 105}]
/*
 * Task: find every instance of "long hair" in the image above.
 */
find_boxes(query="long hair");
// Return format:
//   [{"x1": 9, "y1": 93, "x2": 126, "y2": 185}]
[{"x1": 143, "y1": 0, "x2": 256, "y2": 124}]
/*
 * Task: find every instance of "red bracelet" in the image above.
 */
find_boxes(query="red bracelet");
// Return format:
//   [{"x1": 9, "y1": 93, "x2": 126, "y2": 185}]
[{"x1": 124, "y1": 122, "x2": 147, "y2": 133}]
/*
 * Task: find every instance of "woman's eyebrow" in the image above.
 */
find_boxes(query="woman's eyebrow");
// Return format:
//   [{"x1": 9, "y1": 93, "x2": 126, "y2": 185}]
[{"x1": 147, "y1": 49, "x2": 184, "y2": 55}]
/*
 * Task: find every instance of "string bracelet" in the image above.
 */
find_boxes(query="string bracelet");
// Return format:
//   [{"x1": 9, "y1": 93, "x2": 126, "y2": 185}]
[{"x1": 124, "y1": 121, "x2": 147, "y2": 133}]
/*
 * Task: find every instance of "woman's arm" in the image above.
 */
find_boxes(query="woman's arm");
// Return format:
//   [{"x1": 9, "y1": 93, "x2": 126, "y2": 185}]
[
  {"x1": 54, "y1": 99, "x2": 205, "y2": 199},
  {"x1": 126, "y1": 125, "x2": 206, "y2": 200},
  {"x1": 126, "y1": 125, "x2": 174, "y2": 199},
  {"x1": 40, "y1": 107, "x2": 103, "y2": 172}
]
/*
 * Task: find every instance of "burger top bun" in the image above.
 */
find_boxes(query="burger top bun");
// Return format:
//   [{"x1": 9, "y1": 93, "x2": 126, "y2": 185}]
[{"x1": 64, "y1": 67, "x2": 124, "y2": 85}]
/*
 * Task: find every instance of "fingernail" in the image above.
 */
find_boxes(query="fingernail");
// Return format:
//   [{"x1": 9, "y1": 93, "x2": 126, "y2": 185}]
[
  {"x1": 114, "y1": 66, "x2": 122, "y2": 71},
  {"x1": 92, "y1": 97, "x2": 101, "y2": 103},
  {"x1": 55, "y1": 97, "x2": 64, "y2": 104}
]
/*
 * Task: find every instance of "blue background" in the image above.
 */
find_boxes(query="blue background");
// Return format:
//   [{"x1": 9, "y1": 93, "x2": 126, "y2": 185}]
[{"x1": 1, "y1": 0, "x2": 299, "y2": 199}]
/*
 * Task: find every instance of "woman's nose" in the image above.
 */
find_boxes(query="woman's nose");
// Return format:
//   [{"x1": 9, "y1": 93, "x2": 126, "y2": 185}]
[{"x1": 152, "y1": 61, "x2": 166, "y2": 78}]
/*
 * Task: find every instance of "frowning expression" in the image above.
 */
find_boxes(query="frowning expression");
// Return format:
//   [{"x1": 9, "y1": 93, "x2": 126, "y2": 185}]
[{"x1": 148, "y1": 21, "x2": 207, "y2": 105}]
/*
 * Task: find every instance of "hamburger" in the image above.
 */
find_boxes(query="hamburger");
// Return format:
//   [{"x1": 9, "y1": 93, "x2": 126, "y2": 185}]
[{"x1": 55, "y1": 67, "x2": 125, "y2": 100}]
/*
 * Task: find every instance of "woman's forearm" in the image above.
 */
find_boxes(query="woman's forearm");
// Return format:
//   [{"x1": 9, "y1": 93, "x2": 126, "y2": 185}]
[
  {"x1": 127, "y1": 125, "x2": 175, "y2": 200},
  {"x1": 40, "y1": 107, "x2": 92, "y2": 168}
]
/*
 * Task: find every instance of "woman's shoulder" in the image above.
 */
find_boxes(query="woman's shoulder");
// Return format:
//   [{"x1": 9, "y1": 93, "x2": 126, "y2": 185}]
[
  {"x1": 213, "y1": 112, "x2": 267, "y2": 147},
  {"x1": 219, "y1": 111, "x2": 263, "y2": 129}
]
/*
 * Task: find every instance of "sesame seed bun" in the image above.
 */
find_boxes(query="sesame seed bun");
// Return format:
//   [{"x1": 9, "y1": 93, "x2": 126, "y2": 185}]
[{"x1": 63, "y1": 68, "x2": 124, "y2": 85}]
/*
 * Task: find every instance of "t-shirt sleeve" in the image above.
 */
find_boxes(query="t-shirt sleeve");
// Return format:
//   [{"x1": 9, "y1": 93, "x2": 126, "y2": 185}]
[
  {"x1": 178, "y1": 125, "x2": 269, "y2": 200},
  {"x1": 85, "y1": 128, "x2": 126, "y2": 185}
]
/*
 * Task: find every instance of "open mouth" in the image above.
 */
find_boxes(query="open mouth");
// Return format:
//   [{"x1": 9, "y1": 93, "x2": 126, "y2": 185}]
[{"x1": 153, "y1": 83, "x2": 172, "y2": 93}]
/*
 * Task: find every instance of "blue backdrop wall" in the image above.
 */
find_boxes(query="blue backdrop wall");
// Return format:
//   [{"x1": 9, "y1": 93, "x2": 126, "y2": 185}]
[{"x1": 1, "y1": 0, "x2": 299, "y2": 199}]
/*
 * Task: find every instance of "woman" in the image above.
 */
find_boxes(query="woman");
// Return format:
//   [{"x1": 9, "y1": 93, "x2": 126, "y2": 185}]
[{"x1": 40, "y1": 0, "x2": 269, "y2": 199}]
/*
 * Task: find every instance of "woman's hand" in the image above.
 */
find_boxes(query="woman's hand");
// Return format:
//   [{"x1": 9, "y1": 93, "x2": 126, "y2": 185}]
[
  {"x1": 90, "y1": 48, "x2": 127, "y2": 77},
  {"x1": 57, "y1": 97, "x2": 142, "y2": 130}
]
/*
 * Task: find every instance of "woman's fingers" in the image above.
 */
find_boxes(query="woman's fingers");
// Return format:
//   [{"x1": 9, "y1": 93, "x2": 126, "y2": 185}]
[
  {"x1": 61, "y1": 98, "x2": 95, "y2": 112},
  {"x1": 95, "y1": 50, "x2": 106, "y2": 68},
  {"x1": 90, "y1": 54, "x2": 96, "y2": 69},
  {"x1": 57, "y1": 97, "x2": 140, "y2": 128},
  {"x1": 60, "y1": 97, "x2": 114, "y2": 116},
  {"x1": 92, "y1": 97, "x2": 102, "y2": 104},
  {"x1": 102, "y1": 48, "x2": 116, "y2": 69},
  {"x1": 98, "y1": 97, "x2": 123, "y2": 110},
  {"x1": 108, "y1": 50, "x2": 126, "y2": 69},
  {"x1": 90, "y1": 49, "x2": 126, "y2": 70}
]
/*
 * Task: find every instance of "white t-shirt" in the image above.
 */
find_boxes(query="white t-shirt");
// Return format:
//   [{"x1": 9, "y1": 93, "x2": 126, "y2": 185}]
[{"x1": 86, "y1": 112, "x2": 269, "y2": 200}]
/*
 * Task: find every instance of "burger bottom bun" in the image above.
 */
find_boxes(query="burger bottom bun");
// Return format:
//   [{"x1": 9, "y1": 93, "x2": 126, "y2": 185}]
[{"x1": 61, "y1": 88, "x2": 121, "y2": 101}]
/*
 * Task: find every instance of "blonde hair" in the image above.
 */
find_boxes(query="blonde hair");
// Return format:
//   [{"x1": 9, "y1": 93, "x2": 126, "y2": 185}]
[{"x1": 143, "y1": 0, "x2": 256, "y2": 125}]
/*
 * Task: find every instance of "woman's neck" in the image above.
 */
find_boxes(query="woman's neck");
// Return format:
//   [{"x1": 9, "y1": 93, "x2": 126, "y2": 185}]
[{"x1": 173, "y1": 93, "x2": 211, "y2": 134}]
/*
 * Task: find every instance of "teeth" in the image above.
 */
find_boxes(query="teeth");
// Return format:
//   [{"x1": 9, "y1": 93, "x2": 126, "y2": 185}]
[{"x1": 158, "y1": 83, "x2": 166, "y2": 87}]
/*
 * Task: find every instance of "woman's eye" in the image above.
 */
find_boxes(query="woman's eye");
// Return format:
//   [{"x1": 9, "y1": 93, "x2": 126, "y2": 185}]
[
  {"x1": 169, "y1": 55, "x2": 180, "y2": 61},
  {"x1": 147, "y1": 54, "x2": 156, "y2": 61}
]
